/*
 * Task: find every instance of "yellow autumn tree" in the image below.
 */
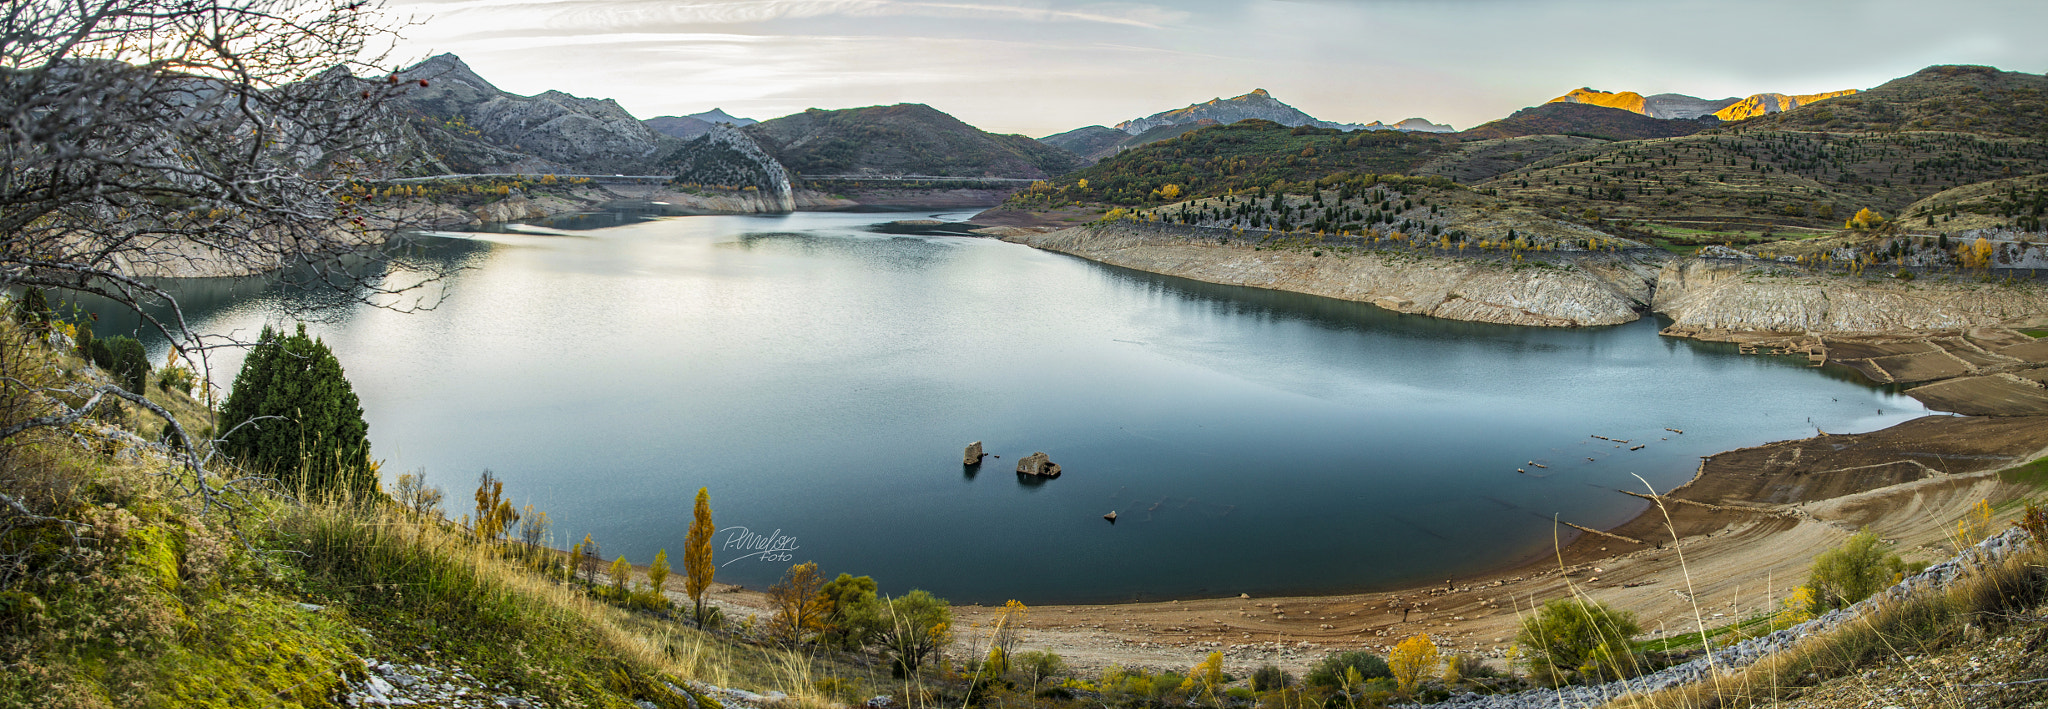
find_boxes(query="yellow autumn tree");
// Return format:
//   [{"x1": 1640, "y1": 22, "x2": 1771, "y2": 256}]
[
  {"x1": 767, "y1": 561, "x2": 829, "y2": 644},
  {"x1": 609, "y1": 555, "x2": 631, "y2": 595},
  {"x1": 472, "y1": 470, "x2": 518, "y2": 541},
  {"x1": 685, "y1": 487, "x2": 715, "y2": 624},
  {"x1": 647, "y1": 549, "x2": 671, "y2": 604},
  {"x1": 1960, "y1": 237, "x2": 1995, "y2": 270},
  {"x1": 1956, "y1": 498, "x2": 1994, "y2": 548},
  {"x1": 1388, "y1": 634, "x2": 1440, "y2": 696},
  {"x1": 1846, "y1": 208, "x2": 1886, "y2": 230},
  {"x1": 989, "y1": 599, "x2": 1028, "y2": 659}
]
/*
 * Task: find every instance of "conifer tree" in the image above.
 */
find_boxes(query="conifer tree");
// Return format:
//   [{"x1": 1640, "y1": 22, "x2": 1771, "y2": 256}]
[{"x1": 220, "y1": 324, "x2": 373, "y2": 498}]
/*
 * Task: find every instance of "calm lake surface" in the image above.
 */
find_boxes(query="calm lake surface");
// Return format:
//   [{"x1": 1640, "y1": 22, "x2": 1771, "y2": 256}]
[{"x1": 99, "y1": 209, "x2": 1930, "y2": 604}]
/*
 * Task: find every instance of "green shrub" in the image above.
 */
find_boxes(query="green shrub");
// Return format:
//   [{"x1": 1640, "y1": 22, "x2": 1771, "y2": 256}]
[
  {"x1": 159, "y1": 364, "x2": 197, "y2": 394},
  {"x1": 1805, "y1": 528, "x2": 1924, "y2": 613},
  {"x1": 1015, "y1": 650, "x2": 1067, "y2": 689},
  {"x1": 1515, "y1": 597, "x2": 1643, "y2": 685},
  {"x1": 11, "y1": 287, "x2": 50, "y2": 329},
  {"x1": 1251, "y1": 664, "x2": 1290, "y2": 691},
  {"x1": 820, "y1": 573, "x2": 877, "y2": 648},
  {"x1": 95, "y1": 334, "x2": 149, "y2": 393},
  {"x1": 1305, "y1": 650, "x2": 1391, "y2": 689}
]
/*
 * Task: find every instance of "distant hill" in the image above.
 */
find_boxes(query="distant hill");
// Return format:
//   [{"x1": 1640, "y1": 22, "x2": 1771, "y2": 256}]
[
  {"x1": 1040, "y1": 121, "x2": 1220, "y2": 163},
  {"x1": 1460, "y1": 103, "x2": 1717, "y2": 142},
  {"x1": 1363, "y1": 118, "x2": 1456, "y2": 133},
  {"x1": 645, "y1": 115, "x2": 715, "y2": 140},
  {"x1": 645, "y1": 109, "x2": 759, "y2": 140},
  {"x1": 1740, "y1": 65, "x2": 2048, "y2": 138},
  {"x1": 1116, "y1": 89, "x2": 1325, "y2": 133},
  {"x1": 1111, "y1": 89, "x2": 1448, "y2": 135},
  {"x1": 1548, "y1": 87, "x2": 1856, "y2": 120},
  {"x1": 743, "y1": 103, "x2": 1084, "y2": 178},
  {"x1": 689, "y1": 108, "x2": 756, "y2": 127},
  {"x1": 1472, "y1": 129, "x2": 2048, "y2": 230},
  {"x1": 1038, "y1": 126, "x2": 1128, "y2": 161},
  {"x1": 392, "y1": 54, "x2": 677, "y2": 174},
  {"x1": 1001, "y1": 119, "x2": 1453, "y2": 209}
]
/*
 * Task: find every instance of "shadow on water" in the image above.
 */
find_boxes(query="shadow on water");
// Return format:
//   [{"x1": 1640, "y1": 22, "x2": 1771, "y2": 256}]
[
  {"x1": 460, "y1": 201, "x2": 699, "y2": 233},
  {"x1": 68, "y1": 235, "x2": 490, "y2": 348},
  {"x1": 732, "y1": 231, "x2": 954, "y2": 271}
]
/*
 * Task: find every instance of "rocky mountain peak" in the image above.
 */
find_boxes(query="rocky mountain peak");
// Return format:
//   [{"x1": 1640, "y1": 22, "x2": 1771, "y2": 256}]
[{"x1": 1547, "y1": 85, "x2": 1857, "y2": 120}]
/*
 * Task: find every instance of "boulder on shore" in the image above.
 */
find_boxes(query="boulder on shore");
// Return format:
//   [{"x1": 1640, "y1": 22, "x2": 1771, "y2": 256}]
[
  {"x1": 1016, "y1": 451, "x2": 1061, "y2": 477},
  {"x1": 963, "y1": 441, "x2": 986, "y2": 466}
]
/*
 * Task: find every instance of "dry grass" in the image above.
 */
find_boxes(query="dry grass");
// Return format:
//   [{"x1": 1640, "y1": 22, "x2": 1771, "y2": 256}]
[{"x1": 280, "y1": 498, "x2": 845, "y2": 708}]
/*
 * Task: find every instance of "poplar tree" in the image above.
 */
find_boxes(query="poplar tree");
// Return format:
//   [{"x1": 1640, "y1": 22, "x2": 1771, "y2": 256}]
[{"x1": 685, "y1": 487, "x2": 716, "y2": 624}]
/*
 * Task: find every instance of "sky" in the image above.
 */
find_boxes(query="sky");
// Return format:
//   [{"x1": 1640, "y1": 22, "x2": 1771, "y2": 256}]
[{"x1": 376, "y1": 0, "x2": 2048, "y2": 137}]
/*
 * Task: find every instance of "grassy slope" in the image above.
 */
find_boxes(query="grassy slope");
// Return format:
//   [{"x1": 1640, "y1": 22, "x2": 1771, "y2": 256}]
[
  {"x1": 1458, "y1": 103, "x2": 1719, "y2": 142},
  {"x1": 1413, "y1": 135, "x2": 1609, "y2": 184},
  {"x1": 0, "y1": 321, "x2": 808, "y2": 709},
  {"x1": 1471, "y1": 130, "x2": 2048, "y2": 230},
  {"x1": 1739, "y1": 65, "x2": 2048, "y2": 139},
  {"x1": 999, "y1": 119, "x2": 1453, "y2": 210},
  {"x1": 1899, "y1": 172, "x2": 2048, "y2": 231},
  {"x1": 745, "y1": 104, "x2": 1084, "y2": 179}
]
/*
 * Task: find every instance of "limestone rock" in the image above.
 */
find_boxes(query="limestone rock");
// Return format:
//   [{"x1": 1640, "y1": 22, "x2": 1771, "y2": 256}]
[
  {"x1": 963, "y1": 441, "x2": 986, "y2": 466},
  {"x1": 1653, "y1": 258, "x2": 2048, "y2": 334},
  {"x1": 1104, "y1": 511, "x2": 1118, "y2": 522},
  {"x1": 1005, "y1": 223, "x2": 1662, "y2": 328},
  {"x1": 1016, "y1": 451, "x2": 1061, "y2": 477}
]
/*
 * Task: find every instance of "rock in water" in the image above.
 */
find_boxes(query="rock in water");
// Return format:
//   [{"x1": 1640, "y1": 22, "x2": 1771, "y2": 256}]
[
  {"x1": 964, "y1": 441, "x2": 986, "y2": 465},
  {"x1": 1016, "y1": 451, "x2": 1062, "y2": 477},
  {"x1": 1104, "y1": 511, "x2": 1118, "y2": 522}
]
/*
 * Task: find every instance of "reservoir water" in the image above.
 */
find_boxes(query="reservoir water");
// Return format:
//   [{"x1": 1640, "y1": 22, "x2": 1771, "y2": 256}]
[{"x1": 99, "y1": 209, "x2": 1929, "y2": 604}]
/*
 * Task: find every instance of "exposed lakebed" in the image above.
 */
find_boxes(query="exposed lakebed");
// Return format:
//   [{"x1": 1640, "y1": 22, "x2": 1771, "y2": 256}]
[{"x1": 97, "y1": 209, "x2": 1929, "y2": 604}]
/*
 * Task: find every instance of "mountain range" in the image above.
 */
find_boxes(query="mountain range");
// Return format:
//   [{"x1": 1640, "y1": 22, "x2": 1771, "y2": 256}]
[
  {"x1": 1110, "y1": 89, "x2": 1454, "y2": 135},
  {"x1": 391, "y1": 53, "x2": 678, "y2": 174},
  {"x1": 1547, "y1": 87, "x2": 1858, "y2": 121},
  {"x1": 376, "y1": 53, "x2": 2048, "y2": 239}
]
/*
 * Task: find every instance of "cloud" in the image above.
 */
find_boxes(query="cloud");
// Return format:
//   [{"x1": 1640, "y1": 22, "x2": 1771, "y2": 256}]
[{"x1": 396, "y1": 0, "x2": 1186, "y2": 31}]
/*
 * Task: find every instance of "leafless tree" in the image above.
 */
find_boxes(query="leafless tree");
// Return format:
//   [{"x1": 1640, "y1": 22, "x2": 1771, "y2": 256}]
[{"x1": 0, "y1": 0, "x2": 441, "y2": 517}]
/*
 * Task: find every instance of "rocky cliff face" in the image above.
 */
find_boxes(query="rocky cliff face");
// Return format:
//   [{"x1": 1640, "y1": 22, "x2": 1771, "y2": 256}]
[
  {"x1": 1007, "y1": 224, "x2": 1662, "y2": 327},
  {"x1": 1546, "y1": 87, "x2": 1857, "y2": 121},
  {"x1": 393, "y1": 54, "x2": 677, "y2": 174},
  {"x1": 666, "y1": 123, "x2": 796, "y2": 211},
  {"x1": 1653, "y1": 259, "x2": 2048, "y2": 334},
  {"x1": 1712, "y1": 90, "x2": 1860, "y2": 121}
]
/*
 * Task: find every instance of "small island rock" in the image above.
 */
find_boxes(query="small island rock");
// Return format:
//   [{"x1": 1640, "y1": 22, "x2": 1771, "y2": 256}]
[
  {"x1": 1104, "y1": 511, "x2": 1118, "y2": 522},
  {"x1": 964, "y1": 441, "x2": 986, "y2": 465},
  {"x1": 1016, "y1": 451, "x2": 1061, "y2": 477}
]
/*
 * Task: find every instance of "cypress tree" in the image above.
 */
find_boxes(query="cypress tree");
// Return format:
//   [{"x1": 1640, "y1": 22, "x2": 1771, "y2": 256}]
[{"x1": 220, "y1": 323, "x2": 374, "y2": 498}]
